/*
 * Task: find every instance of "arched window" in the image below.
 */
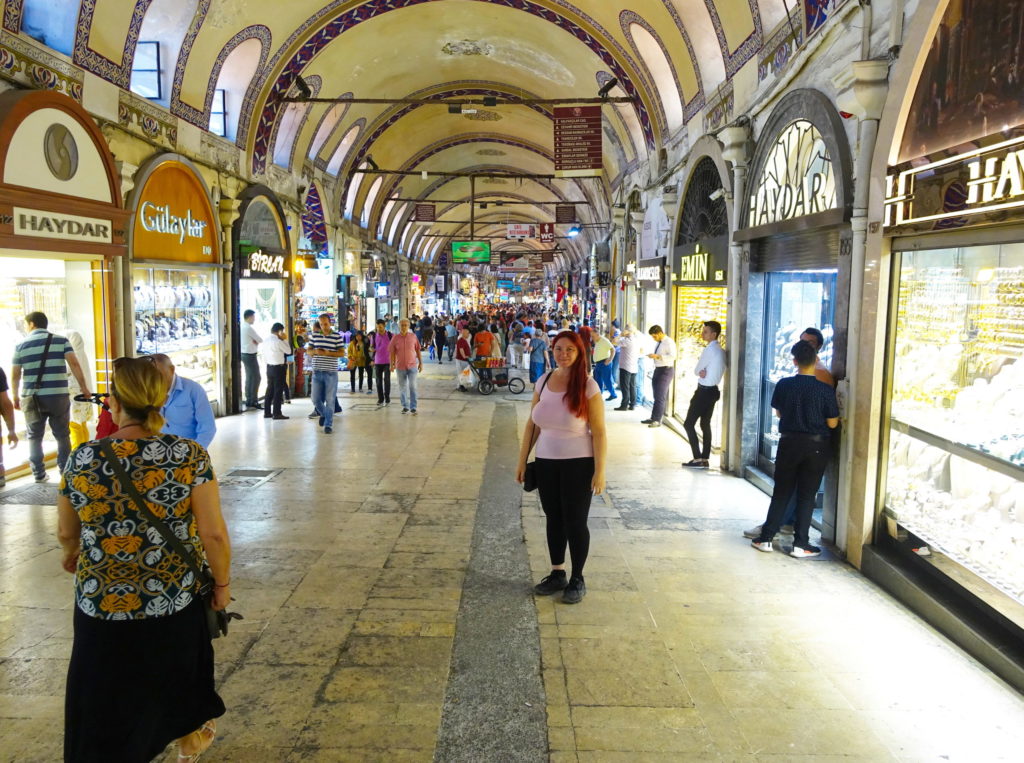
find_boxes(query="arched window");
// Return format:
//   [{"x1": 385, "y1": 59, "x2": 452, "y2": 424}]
[
  {"x1": 628, "y1": 23, "x2": 683, "y2": 131},
  {"x1": 388, "y1": 204, "x2": 408, "y2": 246},
  {"x1": 130, "y1": 0, "x2": 200, "y2": 105},
  {"x1": 327, "y1": 124, "x2": 362, "y2": 176},
  {"x1": 211, "y1": 37, "x2": 263, "y2": 142},
  {"x1": 309, "y1": 98, "x2": 351, "y2": 160},
  {"x1": 22, "y1": 0, "x2": 77, "y2": 56},
  {"x1": 345, "y1": 164, "x2": 369, "y2": 221},
  {"x1": 360, "y1": 176, "x2": 383, "y2": 228},
  {"x1": 273, "y1": 76, "x2": 320, "y2": 168}
]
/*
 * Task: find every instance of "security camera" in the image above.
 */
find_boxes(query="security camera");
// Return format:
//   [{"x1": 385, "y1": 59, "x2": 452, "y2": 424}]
[
  {"x1": 598, "y1": 78, "x2": 619, "y2": 99},
  {"x1": 709, "y1": 188, "x2": 725, "y2": 202}
]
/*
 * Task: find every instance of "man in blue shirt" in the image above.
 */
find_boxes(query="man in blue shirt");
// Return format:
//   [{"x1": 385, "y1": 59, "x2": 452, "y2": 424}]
[
  {"x1": 11, "y1": 312, "x2": 90, "y2": 482},
  {"x1": 751, "y1": 340, "x2": 839, "y2": 558},
  {"x1": 150, "y1": 354, "x2": 216, "y2": 448}
]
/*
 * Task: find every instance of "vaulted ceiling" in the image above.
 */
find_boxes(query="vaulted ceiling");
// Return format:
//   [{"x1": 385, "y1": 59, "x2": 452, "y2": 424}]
[{"x1": 14, "y1": 0, "x2": 792, "y2": 265}]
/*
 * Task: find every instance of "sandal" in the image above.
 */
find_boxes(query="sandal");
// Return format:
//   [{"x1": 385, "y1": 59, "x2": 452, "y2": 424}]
[{"x1": 177, "y1": 719, "x2": 216, "y2": 762}]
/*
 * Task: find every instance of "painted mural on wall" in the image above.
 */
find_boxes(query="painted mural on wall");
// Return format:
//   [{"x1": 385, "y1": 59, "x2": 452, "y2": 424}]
[{"x1": 899, "y1": 0, "x2": 1024, "y2": 162}]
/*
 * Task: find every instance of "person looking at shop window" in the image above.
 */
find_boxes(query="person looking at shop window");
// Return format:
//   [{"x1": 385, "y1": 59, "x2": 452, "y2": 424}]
[
  {"x1": 11, "y1": 312, "x2": 90, "y2": 482},
  {"x1": 240, "y1": 310, "x2": 262, "y2": 411},
  {"x1": 261, "y1": 323, "x2": 292, "y2": 421},
  {"x1": 307, "y1": 314, "x2": 344, "y2": 434},
  {"x1": 149, "y1": 353, "x2": 217, "y2": 446},
  {"x1": 613, "y1": 324, "x2": 639, "y2": 412},
  {"x1": 516, "y1": 331, "x2": 607, "y2": 604},
  {"x1": 751, "y1": 340, "x2": 840, "y2": 558},
  {"x1": 57, "y1": 356, "x2": 230, "y2": 762},
  {"x1": 642, "y1": 325, "x2": 675, "y2": 428},
  {"x1": 682, "y1": 321, "x2": 726, "y2": 469}
]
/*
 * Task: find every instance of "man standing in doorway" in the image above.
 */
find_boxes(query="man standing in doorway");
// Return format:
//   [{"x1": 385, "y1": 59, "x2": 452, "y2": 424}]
[
  {"x1": 613, "y1": 324, "x2": 639, "y2": 411},
  {"x1": 261, "y1": 323, "x2": 292, "y2": 421},
  {"x1": 642, "y1": 325, "x2": 675, "y2": 428},
  {"x1": 390, "y1": 318, "x2": 423, "y2": 414},
  {"x1": 751, "y1": 340, "x2": 840, "y2": 558},
  {"x1": 307, "y1": 313, "x2": 344, "y2": 434},
  {"x1": 240, "y1": 309, "x2": 262, "y2": 410},
  {"x1": 801, "y1": 327, "x2": 835, "y2": 386},
  {"x1": 682, "y1": 321, "x2": 726, "y2": 468},
  {"x1": 149, "y1": 354, "x2": 217, "y2": 446},
  {"x1": 371, "y1": 319, "x2": 393, "y2": 408},
  {"x1": 11, "y1": 312, "x2": 90, "y2": 482}
]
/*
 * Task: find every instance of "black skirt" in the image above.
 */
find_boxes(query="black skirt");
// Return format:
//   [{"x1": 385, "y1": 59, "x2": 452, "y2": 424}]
[{"x1": 64, "y1": 598, "x2": 225, "y2": 762}]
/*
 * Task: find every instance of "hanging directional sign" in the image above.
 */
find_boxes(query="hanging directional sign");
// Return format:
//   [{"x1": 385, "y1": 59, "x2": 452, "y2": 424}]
[
  {"x1": 506, "y1": 223, "x2": 535, "y2": 239},
  {"x1": 541, "y1": 250, "x2": 555, "y2": 263},
  {"x1": 554, "y1": 106, "x2": 603, "y2": 177},
  {"x1": 539, "y1": 222, "x2": 554, "y2": 242},
  {"x1": 414, "y1": 203, "x2": 435, "y2": 222}
]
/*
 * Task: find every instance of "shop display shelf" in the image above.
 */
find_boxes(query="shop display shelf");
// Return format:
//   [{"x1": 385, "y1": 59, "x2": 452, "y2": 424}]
[{"x1": 890, "y1": 417, "x2": 1024, "y2": 481}]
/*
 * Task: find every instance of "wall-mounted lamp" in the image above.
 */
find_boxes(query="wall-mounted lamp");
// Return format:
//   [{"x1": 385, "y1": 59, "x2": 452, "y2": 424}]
[{"x1": 567, "y1": 225, "x2": 582, "y2": 238}]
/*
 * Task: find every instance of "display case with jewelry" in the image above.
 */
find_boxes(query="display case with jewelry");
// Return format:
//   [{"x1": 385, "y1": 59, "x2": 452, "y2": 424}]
[
  {"x1": 132, "y1": 266, "x2": 220, "y2": 400},
  {"x1": 884, "y1": 245, "x2": 1024, "y2": 613}
]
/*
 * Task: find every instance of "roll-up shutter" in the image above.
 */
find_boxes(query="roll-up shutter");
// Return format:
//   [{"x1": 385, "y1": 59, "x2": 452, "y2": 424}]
[{"x1": 752, "y1": 227, "x2": 844, "y2": 272}]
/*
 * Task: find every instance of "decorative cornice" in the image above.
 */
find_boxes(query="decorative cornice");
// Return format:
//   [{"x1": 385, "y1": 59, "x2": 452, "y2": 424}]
[{"x1": 0, "y1": 31, "x2": 84, "y2": 100}]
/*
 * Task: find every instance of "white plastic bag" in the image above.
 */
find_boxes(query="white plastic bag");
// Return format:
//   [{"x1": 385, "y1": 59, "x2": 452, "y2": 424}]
[{"x1": 459, "y1": 366, "x2": 473, "y2": 388}]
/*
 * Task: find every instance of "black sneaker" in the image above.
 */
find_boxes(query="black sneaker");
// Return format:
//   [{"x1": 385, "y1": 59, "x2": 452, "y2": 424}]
[
  {"x1": 318, "y1": 416, "x2": 325, "y2": 427},
  {"x1": 34, "y1": 473, "x2": 48, "y2": 483},
  {"x1": 402, "y1": 408, "x2": 409, "y2": 414},
  {"x1": 324, "y1": 426, "x2": 333, "y2": 434},
  {"x1": 790, "y1": 544, "x2": 821, "y2": 558},
  {"x1": 533, "y1": 571, "x2": 568, "y2": 596},
  {"x1": 562, "y1": 577, "x2": 586, "y2": 604}
]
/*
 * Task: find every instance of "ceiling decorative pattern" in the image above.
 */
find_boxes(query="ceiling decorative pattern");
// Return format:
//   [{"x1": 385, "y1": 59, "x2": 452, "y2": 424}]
[{"x1": 73, "y1": 0, "x2": 152, "y2": 89}]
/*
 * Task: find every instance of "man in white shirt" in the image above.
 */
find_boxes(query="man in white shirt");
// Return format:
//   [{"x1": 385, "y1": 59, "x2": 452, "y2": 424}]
[
  {"x1": 682, "y1": 321, "x2": 726, "y2": 468},
  {"x1": 591, "y1": 332, "x2": 616, "y2": 401},
  {"x1": 613, "y1": 324, "x2": 640, "y2": 411},
  {"x1": 261, "y1": 322, "x2": 292, "y2": 420},
  {"x1": 240, "y1": 309, "x2": 262, "y2": 410},
  {"x1": 643, "y1": 325, "x2": 676, "y2": 428}
]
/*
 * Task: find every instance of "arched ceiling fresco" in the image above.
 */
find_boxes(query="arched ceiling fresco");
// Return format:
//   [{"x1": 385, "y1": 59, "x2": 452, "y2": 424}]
[{"x1": 10, "y1": 0, "x2": 791, "y2": 264}]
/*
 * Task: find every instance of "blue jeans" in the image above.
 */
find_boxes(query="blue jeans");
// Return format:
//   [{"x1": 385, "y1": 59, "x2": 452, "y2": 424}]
[
  {"x1": 311, "y1": 370, "x2": 339, "y2": 427},
  {"x1": 594, "y1": 362, "x2": 615, "y2": 396},
  {"x1": 397, "y1": 368, "x2": 418, "y2": 410},
  {"x1": 529, "y1": 361, "x2": 546, "y2": 383}
]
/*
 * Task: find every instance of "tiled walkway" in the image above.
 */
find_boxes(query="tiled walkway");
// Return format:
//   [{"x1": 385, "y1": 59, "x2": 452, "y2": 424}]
[{"x1": 1, "y1": 364, "x2": 1023, "y2": 761}]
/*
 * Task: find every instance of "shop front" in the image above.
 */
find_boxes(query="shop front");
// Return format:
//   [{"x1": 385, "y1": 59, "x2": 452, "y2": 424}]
[
  {"x1": 129, "y1": 157, "x2": 222, "y2": 412},
  {"x1": 870, "y1": 0, "x2": 1024, "y2": 671},
  {"x1": 636, "y1": 256, "x2": 666, "y2": 408},
  {"x1": 670, "y1": 156, "x2": 731, "y2": 444},
  {"x1": 232, "y1": 187, "x2": 291, "y2": 412},
  {"x1": 0, "y1": 90, "x2": 127, "y2": 477},
  {"x1": 734, "y1": 89, "x2": 854, "y2": 542}
]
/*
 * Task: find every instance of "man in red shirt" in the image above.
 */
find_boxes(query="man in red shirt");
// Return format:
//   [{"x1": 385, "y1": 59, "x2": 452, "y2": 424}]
[{"x1": 389, "y1": 318, "x2": 423, "y2": 414}]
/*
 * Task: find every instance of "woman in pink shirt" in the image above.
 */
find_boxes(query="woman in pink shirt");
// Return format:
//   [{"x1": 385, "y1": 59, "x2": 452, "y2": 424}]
[{"x1": 516, "y1": 331, "x2": 607, "y2": 604}]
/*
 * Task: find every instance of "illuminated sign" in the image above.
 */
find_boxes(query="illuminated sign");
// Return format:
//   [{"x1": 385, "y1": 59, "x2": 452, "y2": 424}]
[
  {"x1": 748, "y1": 120, "x2": 836, "y2": 228},
  {"x1": 637, "y1": 257, "x2": 665, "y2": 289},
  {"x1": 886, "y1": 134, "x2": 1024, "y2": 232},
  {"x1": 246, "y1": 249, "x2": 286, "y2": 277},
  {"x1": 139, "y1": 201, "x2": 208, "y2": 244},
  {"x1": 678, "y1": 250, "x2": 708, "y2": 282},
  {"x1": 132, "y1": 161, "x2": 218, "y2": 263},
  {"x1": 674, "y1": 238, "x2": 728, "y2": 285},
  {"x1": 452, "y1": 241, "x2": 491, "y2": 263}
]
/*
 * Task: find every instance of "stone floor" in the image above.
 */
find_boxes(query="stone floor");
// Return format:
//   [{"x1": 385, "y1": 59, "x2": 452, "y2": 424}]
[{"x1": 2, "y1": 363, "x2": 1024, "y2": 761}]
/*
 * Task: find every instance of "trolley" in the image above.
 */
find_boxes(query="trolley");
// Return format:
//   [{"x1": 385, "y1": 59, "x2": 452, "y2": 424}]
[{"x1": 469, "y1": 358, "x2": 526, "y2": 395}]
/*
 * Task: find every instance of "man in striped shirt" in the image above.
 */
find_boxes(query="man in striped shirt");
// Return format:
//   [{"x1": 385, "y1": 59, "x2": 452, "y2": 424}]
[
  {"x1": 307, "y1": 313, "x2": 344, "y2": 434},
  {"x1": 11, "y1": 312, "x2": 91, "y2": 482}
]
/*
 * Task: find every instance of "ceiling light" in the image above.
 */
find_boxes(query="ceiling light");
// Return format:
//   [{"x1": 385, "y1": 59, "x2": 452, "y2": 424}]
[{"x1": 567, "y1": 225, "x2": 582, "y2": 238}]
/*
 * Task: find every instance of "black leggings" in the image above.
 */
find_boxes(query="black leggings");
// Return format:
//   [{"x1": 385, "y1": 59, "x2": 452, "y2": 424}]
[
  {"x1": 535, "y1": 457, "x2": 595, "y2": 579},
  {"x1": 349, "y1": 365, "x2": 367, "y2": 390}
]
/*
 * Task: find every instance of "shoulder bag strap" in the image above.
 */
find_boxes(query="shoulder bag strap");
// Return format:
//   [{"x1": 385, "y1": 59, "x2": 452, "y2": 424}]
[
  {"x1": 33, "y1": 333, "x2": 54, "y2": 389},
  {"x1": 98, "y1": 439, "x2": 209, "y2": 592},
  {"x1": 526, "y1": 373, "x2": 550, "y2": 457}
]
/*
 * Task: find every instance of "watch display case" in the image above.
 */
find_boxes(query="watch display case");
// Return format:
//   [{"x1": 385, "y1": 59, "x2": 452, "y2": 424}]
[
  {"x1": 884, "y1": 244, "x2": 1024, "y2": 606},
  {"x1": 672, "y1": 285, "x2": 727, "y2": 443},
  {"x1": 133, "y1": 266, "x2": 219, "y2": 401}
]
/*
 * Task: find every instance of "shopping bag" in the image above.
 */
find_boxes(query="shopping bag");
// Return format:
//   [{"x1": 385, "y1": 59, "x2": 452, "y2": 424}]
[{"x1": 459, "y1": 367, "x2": 473, "y2": 388}]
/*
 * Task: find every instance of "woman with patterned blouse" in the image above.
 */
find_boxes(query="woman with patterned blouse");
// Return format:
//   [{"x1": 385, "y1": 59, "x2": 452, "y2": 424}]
[{"x1": 57, "y1": 357, "x2": 231, "y2": 762}]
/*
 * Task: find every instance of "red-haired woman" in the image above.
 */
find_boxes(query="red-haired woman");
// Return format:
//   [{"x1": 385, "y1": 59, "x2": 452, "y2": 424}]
[{"x1": 516, "y1": 330, "x2": 607, "y2": 604}]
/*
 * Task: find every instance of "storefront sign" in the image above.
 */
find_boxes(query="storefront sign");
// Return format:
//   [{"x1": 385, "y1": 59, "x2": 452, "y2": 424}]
[
  {"x1": 132, "y1": 161, "x2": 218, "y2": 262},
  {"x1": 674, "y1": 238, "x2": 728, "y2": 285},
  {"x1": 13, "y1": 207, "x2": 111, "y2": 243},
  {"x1": 244, "y1": 249, "x2": 286, "y2": 278},
  {"x1": 885, "y1": 133, "x2": 1024, "y2": 233},
  {"x1": 637, "y1": 257, "x2": 666, "y2": 290},
  {"x1": 553, "y1": 106, "x2": 603, "y2": 177},
  {"x1": 748, "y1": 120, "x2": 837, "y2": 228}
]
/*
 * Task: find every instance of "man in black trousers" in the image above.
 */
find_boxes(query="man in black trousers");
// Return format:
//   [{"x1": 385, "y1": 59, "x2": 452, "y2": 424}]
[
  {"x1": 642, "y1": 325, "x2": 675, "y2": 428},
  {"x1": 682, "y1": 320, "x2": 726, "y2": 468},
  {"x1": 751, "y1": 340, "x2": 839, "y2": 558}
]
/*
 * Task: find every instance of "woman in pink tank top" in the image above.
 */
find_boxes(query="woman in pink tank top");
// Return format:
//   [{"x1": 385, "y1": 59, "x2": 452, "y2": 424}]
[{"x1": 516, "y1": 331, "x2": 607, "y2": 604}]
